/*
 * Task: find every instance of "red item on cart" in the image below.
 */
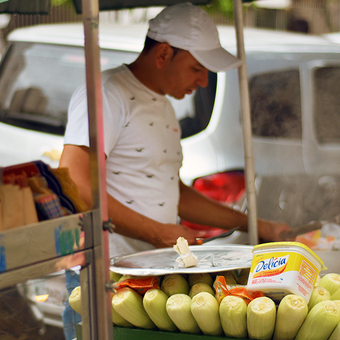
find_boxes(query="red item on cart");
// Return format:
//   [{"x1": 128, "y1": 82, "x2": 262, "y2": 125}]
[
  {"x1": 113, "y1": 276, "x2": 159, "y2": 295},
  {"x1": 214, "y1": 275, "x2": 264, "y2": 305}
]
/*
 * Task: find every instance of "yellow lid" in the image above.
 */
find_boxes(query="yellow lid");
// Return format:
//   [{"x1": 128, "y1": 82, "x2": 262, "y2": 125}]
[{"x1": 253, "y1": 242, "x2": 327, "y2": 271}]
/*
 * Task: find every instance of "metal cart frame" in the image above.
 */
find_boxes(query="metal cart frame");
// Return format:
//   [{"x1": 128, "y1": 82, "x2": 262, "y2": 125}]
[{"x1": 0, "y1": 0, "x2": 258, "y2": 339}]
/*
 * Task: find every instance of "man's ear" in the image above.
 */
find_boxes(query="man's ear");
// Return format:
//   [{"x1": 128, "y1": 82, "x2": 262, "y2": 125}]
[{"x1": 155, "y1": 43, "x2": 173, "y2": 69}]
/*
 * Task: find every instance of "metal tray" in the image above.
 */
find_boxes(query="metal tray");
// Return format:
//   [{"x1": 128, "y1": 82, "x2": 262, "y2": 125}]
[{"x1": 110, "y1": 245, "x2": 254, "y2": 276}]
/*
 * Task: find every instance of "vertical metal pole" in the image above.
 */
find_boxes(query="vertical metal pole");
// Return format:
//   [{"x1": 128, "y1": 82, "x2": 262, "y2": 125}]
[
  {"x1": 233, "y1": 0, "x2": 258, "y2": 245},
  {"x1": 81, "y1": 0, "x2": 112, "y2": 339}
]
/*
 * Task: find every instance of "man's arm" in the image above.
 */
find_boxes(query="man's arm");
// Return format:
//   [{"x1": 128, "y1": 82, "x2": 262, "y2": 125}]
[
  {"x1": 59, "y1": 145, "x2": 204, "y2": 248},
  {"x1": 178, "y1": 180, "x2": 292, "y2": 242}
]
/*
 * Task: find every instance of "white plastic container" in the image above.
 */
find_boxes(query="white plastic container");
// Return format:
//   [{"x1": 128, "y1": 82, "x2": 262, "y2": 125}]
[{"x1": 247, "y1": 242, "x2": 327, "y2": 303}]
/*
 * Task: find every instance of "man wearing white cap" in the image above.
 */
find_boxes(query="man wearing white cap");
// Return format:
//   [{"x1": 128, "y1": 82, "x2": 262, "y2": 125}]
[
  {"x1": 146, "y1": 2, "x2": 241, "y2": 74},
  {"x1": 62, "y1": 0, "x2": 291, "y2": 257},
  {"x1": 60, "y1": 3, "x2": 291, "y2": 337}
]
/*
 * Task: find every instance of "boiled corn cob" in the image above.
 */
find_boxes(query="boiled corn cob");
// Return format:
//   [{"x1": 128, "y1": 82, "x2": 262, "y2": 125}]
[
  {"x1": 166, "y1": 293, "x2": 201, "y2": 334},
  {"x1": 331, "y1": 286, "x2": 340, "y2": 300},
  {"x1": 308, "y1": 286, "x2": 330, "y2": 311},
  {"x1": 328, "y1": 321, "x2": 340, "y2": 340},
  {"x1": 111, "y1": 287, "x2": 155, "y2": 329},
  {"x1": 188, "y1": 273, "x2": 213, "y2": 287},
  {"x1": 218, "y1": 270, "x2": 238, "y2": 286},
  {"x1": 247, "y1": 296, "x2": 276, "y2": 340},
  {"x1": 69, "y1": 284, "x2": 131, "y2": 328},
  {"x1": 142, "y1": 288, "x2": 177, "y2": 331},
  {"x1": 189, "y1": 282, "x2": 215, "y2": 298},
  {"x1": 273, "y1": 294, "x2": 308, "y2": 340},
  {"x1": 237, "y1": 268, "x2": 250, "y2": 285},
  {"x1": 117, "y1": 274, "x2": 133, "y2": 282},
  {"x1": 69, "y1": 286, "x2": 82, "y2": 315},
  {"x1": 219, "y1": 295, "x2": 247, "y2": 338},
  {"x1": 111, "y1": 303, "x2": 134, "y2": 327},
  {"x1": 295, "y1": 299, "x2": 340, "y2": 340},
  {"x1": 318, "y1": 273, "x2": 340, "y2": 296},
  {"x1": 161, "y1": 274, "x2": 189, "y2": 296},
  {"x1": 110, "y1": 270, "x2": 122, "y2": 282},
  {"x1": 191, "y1": 291, "x2": 223, "y2": 336}
]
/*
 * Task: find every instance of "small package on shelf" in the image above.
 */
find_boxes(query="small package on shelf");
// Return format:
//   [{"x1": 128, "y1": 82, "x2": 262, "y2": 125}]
[
  {"x1": 0, "y1": 160, "x2": 89, "y2": 227},
  {"x1": 34, "y1": 192, "x2": 65, "y2": 220}
]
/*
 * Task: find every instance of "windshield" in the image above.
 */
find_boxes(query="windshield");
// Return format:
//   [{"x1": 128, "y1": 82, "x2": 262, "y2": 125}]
[
  {"x1": 0, "y1": 41, "x2": 216, "y2": 137},
  {"x1": 0, "y1": 42, "x2": 137, "y2": 135}
]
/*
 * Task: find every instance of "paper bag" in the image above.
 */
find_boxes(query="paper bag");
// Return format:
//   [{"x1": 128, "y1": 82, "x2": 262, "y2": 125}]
[
  {"x1": 0, "y1": 184, "x2": 24, "y2": 230},
  {"x1": 0, "y1": 184, "x2": 38, "y2": 231}
]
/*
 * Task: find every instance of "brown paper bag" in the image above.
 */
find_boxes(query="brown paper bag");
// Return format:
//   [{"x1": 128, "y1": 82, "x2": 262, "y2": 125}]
[
  {"x1": 0, "y1": 184, "x2": 38, "y2": 230},
  {"x1": 0, "y1": 185, "x2": 24, "y2": 230}
]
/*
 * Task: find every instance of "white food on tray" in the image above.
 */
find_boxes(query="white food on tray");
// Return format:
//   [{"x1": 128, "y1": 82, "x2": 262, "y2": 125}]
[{"x1": 173, "y1": 237, "x2": 199, "y2": 268}]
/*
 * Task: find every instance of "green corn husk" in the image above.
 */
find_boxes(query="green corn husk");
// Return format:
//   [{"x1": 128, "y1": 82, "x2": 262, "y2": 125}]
[
  {"x1": 219, "y1": 270, "x2": 238, "y2": 285},
  {"x1": 219, "y1": 295, "x2": 247, "y2": 338},
  {"x1": 318, "y1": 273, "x2": 340, "y2": 296},
  {"x1": 247, "y1": 296, "x2": 276, "y2": 340},
  {"x1": 110, "y1": 270, "x2": 122, "y2": 282},
  {"x1": 111, "y1": 303, "x2": 134, "y2": 327},
  {"x1": 191, "y1": 292, "x2": 223, "y2": 336},
  {"x1": 328, "y1": 321, "x2": 340, "y2": 340},
  {"x1": 166, "y1": 293, "x2": 201, "y2": 334},
  {"x1": 69, "y1": 286, "x2": 82, "y2": 315},
  {"x1": 273, "y1": 294, "x2": 308, "y2": 340},
  {"x1": 117, "y1": 274, "x2": 133, "y2": 282},
  {"x1": 237, "y1": 268, "x2": 250, "y2": 285},
  {"x1": 331, "y1": 286, "x2": 340, "y2": 300},
  {"x1": 111, "y1": 287, "x2": 155, "y2": 329},
  {"x1": 142, "y1": 289, "x2": 177, "y2": 331},
  {"x1": 188, "y1": 273, "x2": 213, "y2": 287},
  {"x1": 295, "y1": 299, "x2": 340, "y2": 340},
  {"x1": 308, "y1": 286, "x2": 331, "y2": 311},
  {"x1": 161, "y1": 274, "x2": 189, "y2": 296},
  {"x1": 189, "y1": 282, "x2": 215, "y2": 298}
]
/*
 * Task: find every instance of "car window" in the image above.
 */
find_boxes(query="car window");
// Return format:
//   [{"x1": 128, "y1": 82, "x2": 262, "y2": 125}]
[
  {"x1": 0, "y1": 41, "x2": 215, "y2": 138},
  {"x1": 176, "y1": 71, "x2": 217, "y2": 139},
  {"x1": 249, "y1": 69, "x2": 302, "y2": 139},
  {"x1": 0, "y1": 42, "x2": 137, "y2": 135},
  {"x1": 314, "y1": 66, "x2": 340, "y2": 144}
]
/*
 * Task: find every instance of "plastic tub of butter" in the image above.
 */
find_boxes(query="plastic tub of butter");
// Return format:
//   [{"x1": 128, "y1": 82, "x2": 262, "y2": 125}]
[{"x1": 247, "y1": 241, "x2": 327, "y2": 303}]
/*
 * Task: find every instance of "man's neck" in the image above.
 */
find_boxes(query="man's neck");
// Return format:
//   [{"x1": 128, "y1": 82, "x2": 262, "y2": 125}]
[{"x1": 127, "y1": 59, "x2": 164, "y2": 95}]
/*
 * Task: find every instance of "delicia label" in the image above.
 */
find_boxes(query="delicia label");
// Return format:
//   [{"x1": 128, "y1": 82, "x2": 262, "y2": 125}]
[{"x1": 253, "y1": 255, "x2": 289, "y2": 278}]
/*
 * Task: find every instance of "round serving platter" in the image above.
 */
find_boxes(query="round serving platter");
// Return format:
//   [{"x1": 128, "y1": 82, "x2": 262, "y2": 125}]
[{"x1": 110, "y1": 244, "x2": 254, "y2": 276}]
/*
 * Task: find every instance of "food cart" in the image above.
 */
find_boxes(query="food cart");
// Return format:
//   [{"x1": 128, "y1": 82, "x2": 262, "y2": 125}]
[{"x1": 0, "y1": 0, "x2": 259, "y2": 339}]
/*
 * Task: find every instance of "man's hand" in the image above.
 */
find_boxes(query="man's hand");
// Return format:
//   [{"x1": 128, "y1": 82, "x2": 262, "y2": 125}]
[
  {"x1": 258, "y1": 219, "x2": 294, "y2": 242},
  {"x1": 147, "y1": 223, "x2": 207, "y2": 249}
]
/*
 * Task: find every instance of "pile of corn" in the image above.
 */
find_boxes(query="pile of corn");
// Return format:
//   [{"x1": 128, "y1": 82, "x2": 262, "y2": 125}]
[{"x1": 69, "y1": 271, "x2": 340, "y2": 340}]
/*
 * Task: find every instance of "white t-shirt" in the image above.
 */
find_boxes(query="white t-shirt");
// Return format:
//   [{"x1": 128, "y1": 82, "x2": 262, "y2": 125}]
[{"x1": 64, "y1": 65, "x2": 183, "y2": 258}]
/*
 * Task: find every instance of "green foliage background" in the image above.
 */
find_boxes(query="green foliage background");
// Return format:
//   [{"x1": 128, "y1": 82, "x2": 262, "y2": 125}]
[
  {"x1": 51, "y1": 0, "x2": 73, "y2": 6},
  {"x1": 50, "y1": 0, "x2": 238, "y2": 19},
  {"x1": 204, "y1": 0, "x2": 234, "y2": 19}
]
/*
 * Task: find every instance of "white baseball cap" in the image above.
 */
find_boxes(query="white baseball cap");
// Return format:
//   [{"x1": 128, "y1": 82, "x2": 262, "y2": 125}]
[{"x1": 147, "y1": 2, "x2": 242, "y2": 73}]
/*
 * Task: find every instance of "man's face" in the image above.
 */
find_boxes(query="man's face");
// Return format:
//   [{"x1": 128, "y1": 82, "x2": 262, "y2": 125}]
[{"x1": 162, "y1": 49, "x2": 209, "y2": 100}]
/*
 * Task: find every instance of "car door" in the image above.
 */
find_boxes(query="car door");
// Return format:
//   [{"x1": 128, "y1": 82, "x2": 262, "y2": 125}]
[
  {"x1": 256, "y1": 54, "x2": 340, "y2": 227},
  {"x1": 301, "y1": 59, "x2": 340, "y2": 174}
]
